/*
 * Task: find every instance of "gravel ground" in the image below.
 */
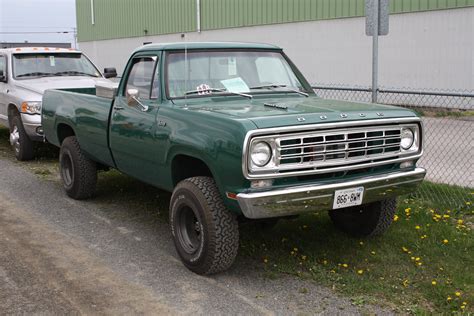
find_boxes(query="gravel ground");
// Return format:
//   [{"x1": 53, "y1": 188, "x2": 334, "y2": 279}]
[{"x1": 0, "y1": 157, "x2": 392, "y2": 315}]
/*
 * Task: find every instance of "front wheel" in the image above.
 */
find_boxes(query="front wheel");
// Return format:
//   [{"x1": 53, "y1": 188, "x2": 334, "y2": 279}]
[
  {"x1": 10, "y1": 115, "x2": 35, "y2": 161},
  {"x1": 170, "y1": 177, "x2": 239, "y2": 275},
  {"x1": 59, "y1": 136, "x2": 97, "y2": 200},
  {"x1": 328, "y1": 198, "x2": 397, "y2": 237}
]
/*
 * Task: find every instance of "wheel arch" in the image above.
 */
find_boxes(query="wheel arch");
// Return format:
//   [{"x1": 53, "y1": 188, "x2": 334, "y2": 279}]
[
  {"x1": 171, "y1": 153, "x2": 215, "y2": 187},
  {"x1": 57, "y1": 123, "x2": 76, "y2": 145},
  {"x1": 7, "y1": 103, "x2": 19, "y2": 128}
]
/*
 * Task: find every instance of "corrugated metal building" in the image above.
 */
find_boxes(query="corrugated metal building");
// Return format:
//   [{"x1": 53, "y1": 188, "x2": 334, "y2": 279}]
[{"x1": 76, "y1": 0, "x2": 474, "y2": 90}]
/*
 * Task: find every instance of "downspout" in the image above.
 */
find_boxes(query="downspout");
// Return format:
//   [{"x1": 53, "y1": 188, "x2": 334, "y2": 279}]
[
  {"x1": 196, "y1": 0, "x2": 201, "y2": 33},
  {"x1": 90, "y1": 0, "x2": 95, "y2": 25}
]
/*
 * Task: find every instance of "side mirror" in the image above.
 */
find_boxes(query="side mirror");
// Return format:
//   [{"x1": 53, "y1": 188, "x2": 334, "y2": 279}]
[
  {"x1": 103, "y1": 67, "x2": 117, "y2": 78},
  {"x1": 126, "y1": 88, "x2": 149, "y2": 112},
  {"x1": 0, "y1": 70, "x2": 6, "y2": 82},
  {"x1": 126, "y1": 88, "x2": 139, "y2": 105}
]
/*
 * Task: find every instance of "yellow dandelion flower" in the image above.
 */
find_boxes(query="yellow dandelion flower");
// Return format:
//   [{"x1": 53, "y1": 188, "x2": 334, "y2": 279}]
[
  {"x1": 293, "y1": 247, "x2": 298, "y2": 252},
  {"x1": 402, "y1": 279, "x2": 409, "y2": 287},
  {"x1": 402, "y1": 247, "x2": 409, "y2": 252},
  {"x1": 405, "y1": 208, "x2": 411, "y2": 212},
  {"x1": 443, "y1": 214, "x2": 450, "y2": 219},
  {"x1": 431, "y1": 280, "x2": 437, "y2": 285},
  {"x1": 447, "y1": 296, "x2": 452, "y2": 301},
  {"x1": 342, "y1": 263, "x2": 348, "y2": 268},
  {"x1": 301, "y1": 255, "x2": 307, "y2": 260},
  {"x1": 357, "y1": 270, "x2": 364, "y2": 275},
  {"x1": 461, "y1": 305, "x2": 466, "y2": 310},
  {"x1": 415, "y1": 225, "x2": 421, "y2": 230},
  {"x1": 393, "y1": 215, "x2": 399, "y2": 221},
  {"x1": 371, "y1": 251, "x2": 376, "y2": 255},
  {"x1": 458, "y1": 219, "x2": 464, "y2": 225},
  {"x1": 443, "y1": 239, "x2": 449, "y2": 244},
  {"x1": 455, "y1": 291, "x2": 461, "y2": 297},
  {"x1": 290, "y1": 251, "x2": 295, "y2": 255},
  {"x1": 462, "y1": 302, "x2": 467, "y2": 305},
  {"x1": 417, "y1": 262, "x2": 422, "y2": 266},
  {"x1": 415, "y1": 257, "x2": 421, "y2": 261},
  {"x1": 359, "y1": 241, "x2": 364, "y2": 245},
  {"x1": 466, "y1": 202, "x2": 471, "y2": 205},
  {"x1": 323, "y1": 260, "x2": 328, "y2": 265}
]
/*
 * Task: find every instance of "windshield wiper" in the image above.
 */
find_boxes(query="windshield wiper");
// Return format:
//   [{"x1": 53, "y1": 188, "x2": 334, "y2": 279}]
[
  {"x1": 53, "y1": 71, "x2": 98, "y2": 77},
  {"x1": 185, "y1": 87, "x2": 252, "y2": 99},
  {"x1": 16, "y1": 72, "x2": 54, "y2": 78},
  {"x1": 249, "y1": 84, "x2": 309, "y2": 97}
]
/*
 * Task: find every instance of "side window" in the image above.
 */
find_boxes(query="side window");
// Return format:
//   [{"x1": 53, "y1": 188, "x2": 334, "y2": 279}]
[
  {"x1": 125, "y1": 56, "x2": 157, "y2": 100},
  {"x1": 0, "y1": 56, "x2": 6, "y2": 76},
  {"x1": 151, "y1": 58, "x2": 160, "y2": 99}
]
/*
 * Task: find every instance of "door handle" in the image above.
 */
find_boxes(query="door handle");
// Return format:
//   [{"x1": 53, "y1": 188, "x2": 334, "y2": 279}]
[{"x1": 113, "y1": 106, "x2": 124, "y2": 110}]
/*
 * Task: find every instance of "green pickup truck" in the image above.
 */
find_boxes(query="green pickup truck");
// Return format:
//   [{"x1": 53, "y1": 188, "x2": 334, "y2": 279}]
[{"x1": 42, "y1": 42, "x2": 426, "y2": 274}]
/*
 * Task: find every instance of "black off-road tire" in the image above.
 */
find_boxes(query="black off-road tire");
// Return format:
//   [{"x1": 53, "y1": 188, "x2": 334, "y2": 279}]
[
  {"x1": 10, "y1": 115, "x2": 35, "y2": 161},
  {"x1": 59, "y1": 136, "x2": 97, "y2": 200},
  {"x1": 170, "y1": 176, "x2": 239, "y2": 275},
  {"x1": 328, "y1": 198, "x2": 397, "y2": 237}
]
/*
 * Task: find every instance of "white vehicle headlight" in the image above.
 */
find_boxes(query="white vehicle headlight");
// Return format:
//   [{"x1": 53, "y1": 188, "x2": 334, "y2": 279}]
[
  {"x1": 250, "y1": 141, "x2": 272, "y2": 167},
  {"x1": 21, "y1": 101, "x2": 42, "y2": 115},
  {"x1": 400, "y1": 128, "x2": 415, "y2": 150}
]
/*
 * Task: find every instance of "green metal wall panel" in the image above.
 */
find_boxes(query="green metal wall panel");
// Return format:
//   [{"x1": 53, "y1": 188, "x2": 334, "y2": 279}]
[
  {"x1": 76, "y1": 0, "x2": 197, "y2": 42},
  {"x1": 77, "y1": 0, "x2": 474, "y2": 42}
]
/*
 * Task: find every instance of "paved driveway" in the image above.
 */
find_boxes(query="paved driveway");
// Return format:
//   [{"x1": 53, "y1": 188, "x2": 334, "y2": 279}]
[{"x1": 418, "y1": 117, "x2": 473, "y2": 188}]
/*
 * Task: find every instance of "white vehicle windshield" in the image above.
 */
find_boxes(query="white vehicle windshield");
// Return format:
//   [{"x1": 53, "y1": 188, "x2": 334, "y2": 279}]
[
  {"x1": 166, "y1": 50, "x2": 306, "y2": 98},
  {"x1": 13, "y1": 53, "x2": 101, "y2": 79}
]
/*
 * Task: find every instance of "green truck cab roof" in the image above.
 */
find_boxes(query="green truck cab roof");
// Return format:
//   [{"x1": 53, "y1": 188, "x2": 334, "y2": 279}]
[{"x1": 135, "y1": 41, "x2": 282, "y2": 53}]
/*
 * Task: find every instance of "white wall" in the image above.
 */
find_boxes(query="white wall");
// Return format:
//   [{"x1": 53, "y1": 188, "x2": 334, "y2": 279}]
[{"x1": 80, "y1": 7, "x2": 473, "y2": 90}]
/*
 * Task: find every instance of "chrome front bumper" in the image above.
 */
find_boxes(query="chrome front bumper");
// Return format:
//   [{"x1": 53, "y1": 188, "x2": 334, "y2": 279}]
[{"x1": 237, "y1": 168, "x2": 426, "y2": 219}]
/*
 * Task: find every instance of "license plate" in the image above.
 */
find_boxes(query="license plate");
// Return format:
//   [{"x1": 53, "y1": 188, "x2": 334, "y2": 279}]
[{"x1": 333, "y1": 187, "x2": 364, "y2": 209}]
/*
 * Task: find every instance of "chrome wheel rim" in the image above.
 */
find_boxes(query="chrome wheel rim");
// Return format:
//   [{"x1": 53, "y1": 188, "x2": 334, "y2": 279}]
[
  {"x1": 60, "y1": 153, "x2": 74, "y2": 187},
  {"x1": 9, "y1": 126, "x2": 20, "y2": 154}
]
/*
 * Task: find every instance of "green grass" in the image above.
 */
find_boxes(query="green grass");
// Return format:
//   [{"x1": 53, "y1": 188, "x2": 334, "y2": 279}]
[
  {"x1": 240, "y1": 190, "x2": 473, "y2": 314},
  {"x1": 1, "y1": 126, "x2": 472, "y2": 313}
]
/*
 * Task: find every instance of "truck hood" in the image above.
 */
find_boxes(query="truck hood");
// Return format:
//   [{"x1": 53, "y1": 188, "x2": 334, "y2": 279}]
[
  {"x1": 14, "y1": 76, "x2": 111, "y2": 95},
  {"x1": 184, "y1": 96, "x2": 418, "y2": 128}
]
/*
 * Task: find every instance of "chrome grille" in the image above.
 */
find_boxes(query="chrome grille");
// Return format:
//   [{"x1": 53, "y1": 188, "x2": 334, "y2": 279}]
[{"x1": 276, "y1": 126, "x2": 402, "y2": 171}]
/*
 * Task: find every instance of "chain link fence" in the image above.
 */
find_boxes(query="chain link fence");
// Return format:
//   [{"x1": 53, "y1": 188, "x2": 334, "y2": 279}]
[{"x1": 312, "y1": 84, "x2": 474, "y2": 208}]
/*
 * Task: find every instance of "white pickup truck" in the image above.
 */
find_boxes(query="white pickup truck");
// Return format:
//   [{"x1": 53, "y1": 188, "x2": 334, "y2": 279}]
[{"x1": 0, "y1": 47, "x2": 116, "y2": 160}]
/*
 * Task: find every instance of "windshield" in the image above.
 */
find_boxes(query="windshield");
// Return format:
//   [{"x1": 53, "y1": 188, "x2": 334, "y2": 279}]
[
  {"x1": 13, "y1": 53, "x2": 101, "y2": 79},
  {"x1": 166, "y1": 50, "x2": 305, "y2": 98}
]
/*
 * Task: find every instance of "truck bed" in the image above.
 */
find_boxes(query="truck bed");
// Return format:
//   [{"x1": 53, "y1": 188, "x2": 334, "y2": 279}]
[{"x1": 42, "y1": 88, "x2": 115, "y2": 167}]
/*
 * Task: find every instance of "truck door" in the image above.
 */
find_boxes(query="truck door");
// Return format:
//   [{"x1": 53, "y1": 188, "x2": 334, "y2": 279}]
[
  {"x1": 0, "y1": 54, "x2": 8, "y2": 124},
  {"x1": 109, "y1": 55, "x2": 161, "y2": 184}
]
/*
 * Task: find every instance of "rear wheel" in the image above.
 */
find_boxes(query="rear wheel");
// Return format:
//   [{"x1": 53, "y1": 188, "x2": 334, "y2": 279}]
[
  {"x1": 59, "y1": 136, "x2": 97, "y2": 200},
  {"x1": 328, "y1": 198, "x2": 397, "y2": 237},
  {"x1": 170, "y1": 177, "x2": 239, "y2": 275},
  {"x1": 10, "y1": 115, "x2": 35, "y2": 161}
]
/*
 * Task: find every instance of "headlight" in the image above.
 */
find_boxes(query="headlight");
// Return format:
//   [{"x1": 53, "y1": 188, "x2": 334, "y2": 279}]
[
  {"x1": 250, "y1": 141, "x2": 272, "y2": 167},
  {"x1": 400, "y1": 128, "x2": 415, "y2": 150},
  {"x1": 21, "y1": 101, "x2": 42, "y2": 114}
]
